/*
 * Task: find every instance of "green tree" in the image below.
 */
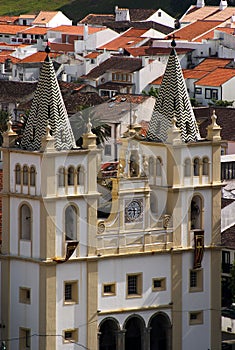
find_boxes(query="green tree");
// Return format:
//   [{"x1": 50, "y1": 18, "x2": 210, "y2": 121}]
[
  {"x1": 142, "y1": 87, "x2": 159, "y2": 98},
  {"x1": 208, "y1": 99, "x2": 234, "y2": 107},
  {"x1": 69, "y1": 108, "x2": 111, "y2": 147}
]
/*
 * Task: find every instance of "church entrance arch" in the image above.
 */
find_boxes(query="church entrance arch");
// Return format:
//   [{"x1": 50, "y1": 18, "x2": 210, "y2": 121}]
[
  {"x1": 99, "y1": 317, "x2": 119, "y2": 350},
  {"x1": 124, "y1": 315, "x2": 145, "y2": 350},
  {"x1": 149, "y1": 312, "x2": 172, "y2": 350}
]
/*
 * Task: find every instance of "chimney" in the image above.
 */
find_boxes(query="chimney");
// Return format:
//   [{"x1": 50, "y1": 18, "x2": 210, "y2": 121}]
[
  {"x1": 83, "y1": 23, "x2": 88, "y2": 41},
  {"x1": 220, "y1": 0, "x2": 228, "y2": 10},
  {"x1": 196, "y1": 0, "x2": 205, "y2": 8}
]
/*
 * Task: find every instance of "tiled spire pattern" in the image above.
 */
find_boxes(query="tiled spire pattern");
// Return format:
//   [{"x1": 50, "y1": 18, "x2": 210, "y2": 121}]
[
  {"x1": 21, "y1": 52, "x2": 76, "y2": 151},
  {"x1": 146, "y1": 47, "x2": 201, "y2": 143}
]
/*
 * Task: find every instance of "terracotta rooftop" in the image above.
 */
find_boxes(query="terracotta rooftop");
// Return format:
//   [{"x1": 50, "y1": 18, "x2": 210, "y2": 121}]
[
  {"x1": 22, "y1": 26, "x2": 49, "y2": 35},
  {"x1": 49, "y1": 42, "x2": 74, "y2": 53},
  {"x1": 195, "y1": 67, "x2": 235, "y2": 86},
  {"x1": 83, "y1": 56, "x2": 143, "y2": 79},
  {"x1": 20, "y1": 51, "x2": 60, "y2": 63},
  {"x1": 32, "y1": 11, "x2": 60, "y2": 25},
  {"x1": 180, "y1": 6, "x2": 220, "y2": 23},
  {"x1": 126, "y1": 46, "x2": 193, "y2": 57},
  {"x1": 49, "y1": 24, "x2": 105, "y2": 35},
  {"x1": 0, "y1": 16, "x2": 19, "y2": 24},
  {"x1": 206, "y1": 7, "x2": 235, "y2": 21},
  {"x1": 128, "y1": 8, "x2": 157, "y2": 21},
  {"x1": 194, "y1": 57, "x2": 233, "y2": 71},
  {"x1": 19, "y1": 14, "x2": 36, "y2": 19},
  {"x1": 98, "y1": 30, "x2": 148, "y2": 51},
  {"x1": 84, "y1": 52, "x2": 101, "y2": 59},
  {"x1": 167, "y1": 20, "x2": 223, "y2": 42},
  {"x1": 183, "y1": 69, "x2": 209, "y2": 79},
  {"x1": 0, "y1": 24, "x2": 29, "y2": 35}
]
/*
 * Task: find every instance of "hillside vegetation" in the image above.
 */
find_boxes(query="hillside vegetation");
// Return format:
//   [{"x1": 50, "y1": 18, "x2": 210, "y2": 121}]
[{"x1": 0, "y1": 0, "x2": 227, "y2": 23}]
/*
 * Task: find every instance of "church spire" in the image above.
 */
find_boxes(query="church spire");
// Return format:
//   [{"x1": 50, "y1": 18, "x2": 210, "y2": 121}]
[
  {"x1": 21, "y1": 44, "x2": 76, "y2": 151},
  {"x1": 146, "y1": 40, "x2": 200, "y2": 143}
]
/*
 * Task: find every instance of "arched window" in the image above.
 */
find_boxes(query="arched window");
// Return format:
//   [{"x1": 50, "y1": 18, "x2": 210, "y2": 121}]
[
  {"x1": 65, "y1": 205, "x2": 77, "y2": 241},
  {"x1": 68, "y1": 166, "x2": 75, "y2": 186},
  {"x1": 20, "y1": 204, "x2": 31, "y2": 240},
  {"x1": 193, "y1": 158, "x2": 200, "y2": 176},
  {"x1": 184, "y1": 158, "x2": 191, "y2": 177},
  {"x1": 191, "y1": 195, "x2": 202, "y2": 230},
  {"x1": 202, "y1": 157, "x2": 209, "y2": 176},
  {"x1": 77, "y1": 166, "x2": 84, "y2": 186},
  {"x1": 149, "y1": 157, "x2": 154, "y2": 176},
  {"x1": 23, "y1": 165, "x2": 28, "y2": 185},
  {"x1": 30, "y1": 166, "x2": 36, "y2": 186},
  {"x1": 156, "y1": 157, "x2": 162, "y2": 177},
  {"x1": 15, "y1": 164, "x2": 21, "y2": 185},
  {"x1": 58, "y1": 167, "x2": 65, "y2": 187}
]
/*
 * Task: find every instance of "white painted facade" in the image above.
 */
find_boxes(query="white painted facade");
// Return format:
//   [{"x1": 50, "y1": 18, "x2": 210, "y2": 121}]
[{"x1": 74, "y1": 28, "x2": 119, "y2": 54}]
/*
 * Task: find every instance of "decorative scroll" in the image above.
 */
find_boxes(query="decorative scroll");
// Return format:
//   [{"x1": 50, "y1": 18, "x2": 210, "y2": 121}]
[{"x1": 193, "y1": 231, "x2": 204, "y2": 269}]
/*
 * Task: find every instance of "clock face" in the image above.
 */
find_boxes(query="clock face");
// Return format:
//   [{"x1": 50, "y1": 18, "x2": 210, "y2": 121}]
[{"x1": 125, "y1": 199, "x2": 143, "y2": 222}]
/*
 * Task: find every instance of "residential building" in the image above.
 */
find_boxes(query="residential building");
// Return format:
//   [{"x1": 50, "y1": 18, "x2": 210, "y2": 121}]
[
  {"x1": 32, "y1": 11, "x2": 72, "y2": 28},
  {"x1": 82, "y1": 55, "x2": 165, "y2": 97},
  {"x1": 0, "y1": 42, "x2": 222, "y2": 350}
]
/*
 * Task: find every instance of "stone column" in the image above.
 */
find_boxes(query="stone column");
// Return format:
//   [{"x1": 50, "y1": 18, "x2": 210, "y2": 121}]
[
  {"x1": 143, "y1": 326, "x2": 151, "y2": 350},
  {"x1": 116, "y1": 329, "x2": 126, "y2": 350}
]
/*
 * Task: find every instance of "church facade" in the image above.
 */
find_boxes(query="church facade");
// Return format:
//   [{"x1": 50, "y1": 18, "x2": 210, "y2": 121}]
[{"x1": 0, "y1": 44, "x2": 222, "y2": 350}]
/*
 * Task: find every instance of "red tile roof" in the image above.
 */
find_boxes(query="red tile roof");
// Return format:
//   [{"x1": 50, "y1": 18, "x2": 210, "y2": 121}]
[
  {"x1": 0, "y1": 24, "x2": 29, "y2": 35},
  {"x1": 125, "y1": 46, "x2": 193, "y2": 57},
  {"x1": 207, "y1": 7, "x2": 235, "y2": 21},
  {"x1": 22, "y1": 26, "x2": 49, "y2": 35},
  {"x1": 84, "y1": 52, "x2": 101, "y2": 58},
  {"x1": 0, "y1": 16, "x2": 19, "y2": 24},
  {"x1": 194, "y1": 57, "x2": 232, "y2": 71},
  {"x1": 181, "y1": 6, "x2": 220, "y2": 22},
  {"x1": 32, "y1": 11, "x2": 59, "y2": 25},
  {"x1": 49, "y1": 25, "x2": 105, "y2": 35},
  {"x1": 167, "y1": 20, "x2": 222, "y2": 42},
  {"x1": 150, "y1": 68, "x2": 209, "y2": 85},
  {"x1": 49, "y1": 42, "x2": 74, "y2": 53},
  {"x1": 195, "y1": 67, "x2": 235, "y2": 86},
  {"x1": 20, "y1": 51, "x2": 60, "y2": 63}
]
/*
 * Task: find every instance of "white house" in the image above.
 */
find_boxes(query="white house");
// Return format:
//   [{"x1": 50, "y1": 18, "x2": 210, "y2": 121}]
[{"x1": 32, "y1": 11, "x2": 72, "y2": 27}]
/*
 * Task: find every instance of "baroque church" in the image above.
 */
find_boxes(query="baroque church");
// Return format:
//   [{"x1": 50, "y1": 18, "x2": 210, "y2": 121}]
[{"x1": 0, "y1": 42, "x2": 222, "y2": 350}]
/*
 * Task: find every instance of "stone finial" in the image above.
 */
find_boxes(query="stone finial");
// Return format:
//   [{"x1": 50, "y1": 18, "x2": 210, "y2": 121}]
[
  {"x1": 206, "y1": 110, "x2": 221, "y2": 141},
  {"x1": 6, "y1": 115, "x2": 14, "y2": 133},
  {"x1": 40, "y1": 120, "x2": 55, "y2": 152},
  {"x1": 2, "y1": 115, "x2": 18, "y2": 147},
  {"x1": 87, "y1": 118, "x2": 93, "y2": 135},
  {"x1": 82, "y1": 118, "x2": 97, "y2": 149},
  {"x1": 211, "y1": 110, "x2": 218, "y2": 127},
  {"x1": 167, "y1": 115, "x2": 182, "y2": 144}
]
